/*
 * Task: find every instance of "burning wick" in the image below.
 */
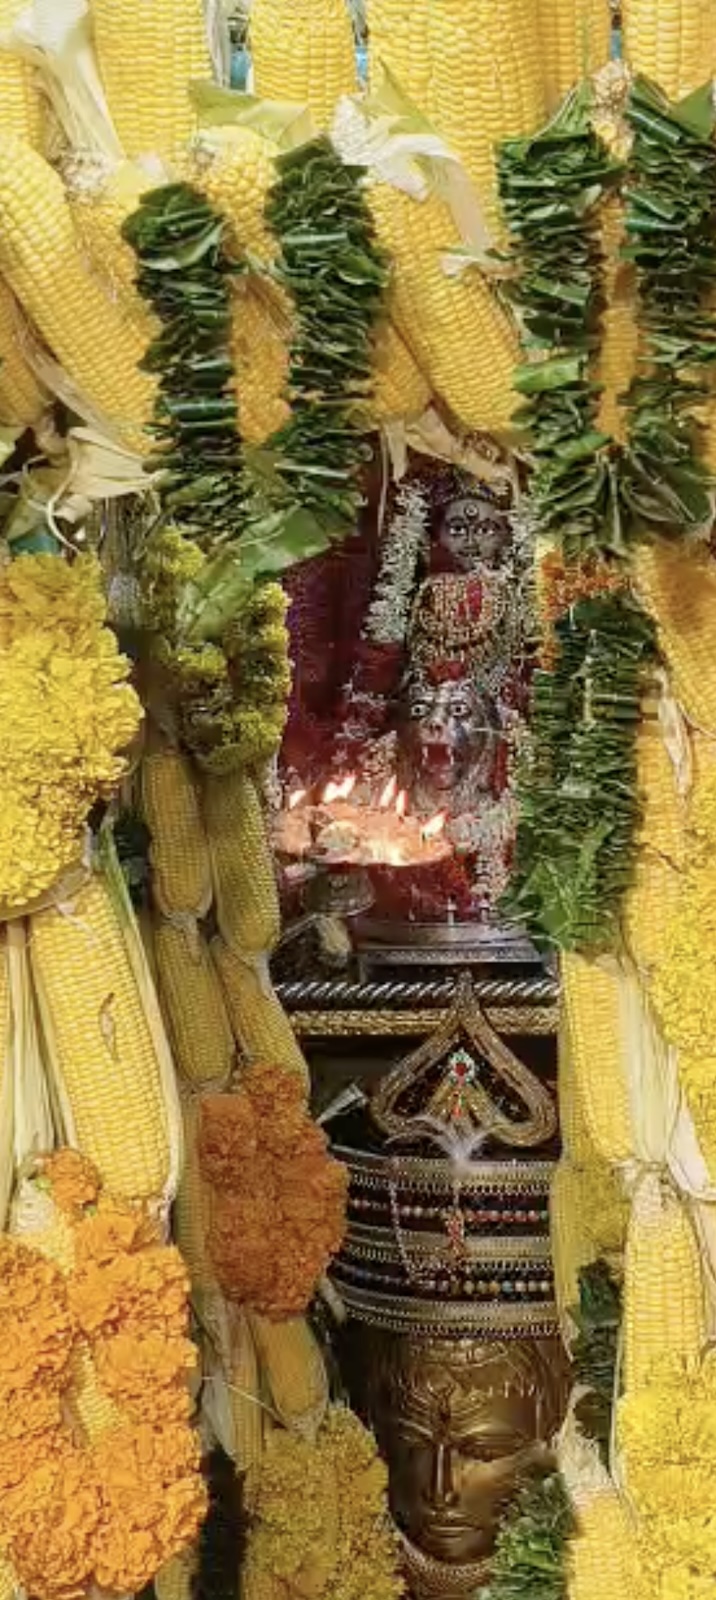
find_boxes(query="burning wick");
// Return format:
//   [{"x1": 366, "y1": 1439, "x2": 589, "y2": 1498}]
[
  {"x1": 288, "y1": 789, "x2": 307, "y2": 811},
  {"x1": 378, "y1": 776, "x2": 398, "y2": 810},
  {"x1": 395, "y1": 789, "x2": 408, "y2": 822},
  {"x1": 421, "y1": 811, "x2": 447, "y2": 843}
]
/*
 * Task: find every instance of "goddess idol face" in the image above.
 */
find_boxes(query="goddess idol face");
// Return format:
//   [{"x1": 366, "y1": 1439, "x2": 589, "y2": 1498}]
[
  {"x1": 401, "y1": 673, "x2": 496, "y2": 798},
  {"x1": 347, "y1": 1333, "x2": 564, "y2": 1568}
]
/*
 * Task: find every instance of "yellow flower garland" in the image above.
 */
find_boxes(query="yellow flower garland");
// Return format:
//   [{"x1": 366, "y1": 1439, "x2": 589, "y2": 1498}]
[
  {"x1": 0, "y1": 553, "x2": 140, "y2": 908},
  {"x1": 618, "y1": 1354, "x2": 716, "y2": 1597},
  {"x1": 0, "y1": 1152, "x2": 206, "y2": 1600},
  {"x1": 243, "y1": 1406, "x2": 402, "y2": 1600}
]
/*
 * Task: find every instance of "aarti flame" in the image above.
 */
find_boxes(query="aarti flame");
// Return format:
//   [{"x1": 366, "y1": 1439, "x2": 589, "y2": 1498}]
[
  {"x1": 288, "y1": 789, "x2": 307, "y2": 811},
  {"x1": 378, "y1": 775, "x2": 398, "y2": 810},
  {"x1": 422, "y1": 811, "x2": 447, "y2": 841},
  {"x1": 322, "y1": 775, "x2": 356, "y2": 804}
]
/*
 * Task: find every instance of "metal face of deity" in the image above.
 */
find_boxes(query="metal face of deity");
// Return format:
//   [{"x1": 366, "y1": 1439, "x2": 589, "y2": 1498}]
[
  {"x1": 343, "y1": 1329, "x2": 565, "y2": 1590},
  {"x1": 401, "y1": 671, "x2": 498, "y2": 803}
]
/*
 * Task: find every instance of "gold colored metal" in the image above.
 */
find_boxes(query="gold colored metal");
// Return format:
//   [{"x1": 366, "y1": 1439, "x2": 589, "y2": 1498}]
[
  {"x1": 337, "y1": 1145, "x2": 555, "y2": 1195},
  {"x1": 289, "y1": 1004, "x2": 559, "y2": 1038},
  {"x1": 339, "y1": 1327, "x2": 568, "y2": 1599},
  {"x1": 370, "y1": 975, "x2": 556, "y2": 1146}
]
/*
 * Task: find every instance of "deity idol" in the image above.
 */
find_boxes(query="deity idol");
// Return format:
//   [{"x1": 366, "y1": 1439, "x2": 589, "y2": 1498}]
[
  {"x1": 330, "y1": 978, "x2": 564, "y2": 1599},
  {"x1": 341, "y1": 1331, "x2": 565, "y2": 1598}
]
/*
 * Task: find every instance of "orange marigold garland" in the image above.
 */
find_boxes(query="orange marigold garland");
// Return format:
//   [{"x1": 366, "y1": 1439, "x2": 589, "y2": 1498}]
[
  {"x1": 199, "y1": 1064, "x2": 347, "y2": 1319},
  {"x1": 0, "y1": 1151, "x2": 207, "y2": 1600}
]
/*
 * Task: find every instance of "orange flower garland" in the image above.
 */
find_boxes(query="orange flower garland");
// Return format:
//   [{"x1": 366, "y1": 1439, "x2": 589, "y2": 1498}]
[
  {"x1": 199, "y1": 1064, "x2": 348, "y2": 1319},
  {"x1": 538, "y1": 550, "x2": 626, "y2": 665},
  {"x1": 0, "y1": 1152, "x2": 206, "y2": 1600}
]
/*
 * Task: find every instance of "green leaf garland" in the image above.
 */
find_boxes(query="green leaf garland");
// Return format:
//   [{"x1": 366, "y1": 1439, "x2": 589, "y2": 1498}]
[
  {"x1": 570, "y1": 1260, "x2": 622, "y2": 1465},
  {"x1": 162, "y1": 137, "x2": 390, "y2": 638},
  {"x1": 498, "y1": 88, "x2": 622, "y2": 559},
  {"x1": 620, "y1": 77, "x2": 716, "y2": 538},
  {"x1": 501, "y1": 589, "x2": 657, "y2": 952},
  {"x1": 122, "y1": 182, "x2": 246, "y2": 545}
]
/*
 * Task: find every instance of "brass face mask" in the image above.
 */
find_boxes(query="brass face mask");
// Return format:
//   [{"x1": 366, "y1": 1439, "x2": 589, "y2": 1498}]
[{"x1": 342, "y1": 1329, "x2": 566, "y2": 1576}]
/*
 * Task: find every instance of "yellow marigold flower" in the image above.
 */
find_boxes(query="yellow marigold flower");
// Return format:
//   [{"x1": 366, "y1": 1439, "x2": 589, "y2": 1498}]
[
  {"x1": 40, "y1": 1152, "x2": 100, "y2": 1216},
  {"x1": 75, "y1": 1202, "x2": 161, "y2": 1266},
  {"x1": 70, "y1": 1247, "x2": 191, "y2": 1341},
  {"x1": 0, "y1": 552, "x2": 141, "y2": 908},
  {"x1": 246, "y1": 1406, "x2": 401, "y2": 1600},
  {"x1": 5, "y1": 1447, "x2": 100, "y2": 1600},
  {"x1": 93, "y1": 1329, "x2": 196, "y2": 1417},
  {"x1": 0, "y1": 1239, "x2": 76, "y2": 1392},
  {"x1": 91, "y1": 1423, "x2": 207, "y2": 1594}
]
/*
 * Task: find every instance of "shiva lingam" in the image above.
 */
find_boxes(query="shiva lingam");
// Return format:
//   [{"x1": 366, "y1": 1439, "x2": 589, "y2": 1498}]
[
  {"x1": 328, "y1": 976, "x2": 567, "y2": 1600},
  {"x1": 272, "y1": 774, "x2": 450, "y2": 919}
]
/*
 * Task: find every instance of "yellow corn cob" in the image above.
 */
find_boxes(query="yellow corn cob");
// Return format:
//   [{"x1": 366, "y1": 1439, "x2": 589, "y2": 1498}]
[
  {"x1": 538, "y1": 0, "x2": 613, "y2": 113},
  {"x1": 0, "y1": 134, "x2": 154, "y2": 449},
  {"x1": 367, "y1": 0, "x2": 431, "y2": 108},
  {"x1": 634, "y1": 707, "x2": 686, "y2": 868},
  {"x1": 155, "y1": 1552, "x2": 197, "y2": 1600},
  {"x1": 0, "y1": 0, "x2": 45, "y2": 149},
  {"x1": 174, "y1": 1094, "x2": 215, "y2": 1293},
  {"x1": 558, "y1": 1019, "x2": 595, "y2": 1169},
  {"x1": 30, "y1": 874, "x2": 173, "y2": 1202},
  {"x1": 189, "y1": 125, "x2": 278, "y2": 266},
  {"x1": 621, "y1": 0, "x2": 716, "y2": 100},
  {"x1": 0, "y1": 929, "x2": 10, "y2": 1232},
  {"x1": 569, "y1": 1490, "x2": 641, "y2": 1599},
  {"x1": 623, "y1": 1172, "x2": 705, "y2": 1393},
  {"x1": 550, "y1": 1157, "x2": 628, "y2": 1329},
  {"x1": 249, "y1": 0, "x2": 359, "y2": 134},
  {"x1": 202, "y1": 772, "x2": 281, "y2": 957},
  {"x1": 66, "y1": 157, "x2": 158, "y2": 336},
  {"x1": 212, "y1": 938, "x2": 309, "y2": 1088},
  {"x1": 250, "y1": 1313, "x2": 328, "y2": 1437},
  {"x1": 369, "y1": 183, "x2": 519, "y2": 436},
  {"x1": 634, "y1": 543, "x2": 716, "y2": 733},
  {"x1": 68, "y1": 1340, "x2": 121, "y2": 1444},
  {"x1": 232, "y1": 282, "x2": 290, "y2": 445},
  {"x1": 0, "y1": 1557, "x2": 16, "y2": 1600},
  {"x1": 230, "y1": 1308, "x2": 265, "y2": 1475},
  {"x1": 622, "y1": 848, "x2": 681, "y2": 979},
  {"x1": 88, "y1": 0, "x2": 214, "y2": 160},
  {"x1": 0, "y1": 277, "x2": 46, "y2": 430},
  {"x1": 426, "y1": 0, "x2": 547, "y2": 227},
  {"x1": 561, "y1": 952, "x2": 634, "y2": 1165},
  {"x1": 155, "y1": 918, "x2": 235, "y2": 1089},
  {"x1": 372, "y1": 319, "x2": 431, "y2": 423},
  {"x1": 143, "y1": 750, "x2": 213, "y2": 919},
  {"x1": 675, "y1": 1052, "x2": 716, "y2": 1184},
  {"x1": 596, "y1": 197, "x2": 638, "y2": 444}
]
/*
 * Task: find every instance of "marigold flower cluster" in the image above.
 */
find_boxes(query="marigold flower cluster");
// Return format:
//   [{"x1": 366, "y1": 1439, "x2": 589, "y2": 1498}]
[
  {"x1": 0, "y1": 1151, "x2": 206, "y2": 1600},
  {"x1": 538, "y1": 549, "x2": 625, "y2": 664},
  {"x1": 618, "y1": 1354, "x2": 716, "y2": 1596},
  {"x1": 649, "y1": 767, "x2": 716, "y2": 1172},
  {"x1": 142, "y1": 525, "x2": 290, "y2": 771},
  {"x1": 199, "y1": 1064, "x2": 347, "y2": 1318},
  {"x1": 243, "y1": 1405, "x2": 402, "y2": 1600},
  {"x1": 0, "y1": 553, "x2": 140, "y2": 908}
]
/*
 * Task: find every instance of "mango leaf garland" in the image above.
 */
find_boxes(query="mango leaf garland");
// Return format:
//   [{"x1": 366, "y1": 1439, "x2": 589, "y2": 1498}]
[
  {"x1": 501, "y1": 590, "x2": 657, "y2": 952},
  {"x1": 184, "y1": 136, "x2": 390, "y2": 634},
  {"x1": 498, "y1": 88, "x2": 622, "y2": 559},
  {"x1": 122, "y1": 182, "x2": 246, "y2": 544},
  {"x1": 620, "y1": 77, "x2": 716, "y2": 538}
]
